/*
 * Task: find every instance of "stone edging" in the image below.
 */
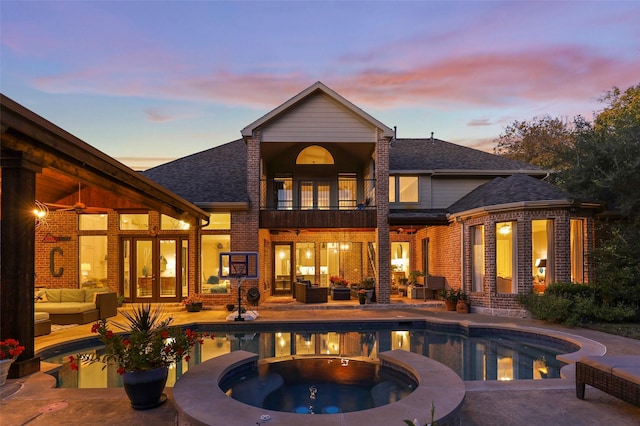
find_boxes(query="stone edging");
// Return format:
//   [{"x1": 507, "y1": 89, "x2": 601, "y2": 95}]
[{"x1": 173, "y1": 350, "x2": 465, "y2": 426}]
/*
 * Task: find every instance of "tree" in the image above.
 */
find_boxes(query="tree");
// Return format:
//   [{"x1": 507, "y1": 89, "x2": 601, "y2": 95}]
[
  {"x1": 493, "y1": 115, "x2": 575, "y2": 174},
  {"x1": 560, "y1": 84, "x2": 640, "y2": 215}
]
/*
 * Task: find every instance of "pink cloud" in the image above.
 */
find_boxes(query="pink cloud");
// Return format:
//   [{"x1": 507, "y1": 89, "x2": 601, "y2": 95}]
[
  {"x1": 30, "y1": 44, "x2": 639, "y2": 115},
  {"x1": 467, "y1": 118, "x2": 492, "y2": 127}
]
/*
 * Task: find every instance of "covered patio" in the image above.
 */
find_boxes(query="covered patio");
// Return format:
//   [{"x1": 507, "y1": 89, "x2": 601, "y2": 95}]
[{"x1": 1, "y1": 94, "x2": 208, "y2": 379}]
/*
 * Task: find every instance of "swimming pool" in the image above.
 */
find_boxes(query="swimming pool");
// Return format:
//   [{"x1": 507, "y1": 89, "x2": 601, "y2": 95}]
[{"x1": 40, "y1": 320, "x2": 576, "y2": 388}]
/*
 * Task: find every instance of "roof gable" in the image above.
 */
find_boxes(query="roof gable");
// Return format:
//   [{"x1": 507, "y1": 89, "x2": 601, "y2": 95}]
[{"x1": 241, "y1": 81, "x2": 394, "y2": 138}]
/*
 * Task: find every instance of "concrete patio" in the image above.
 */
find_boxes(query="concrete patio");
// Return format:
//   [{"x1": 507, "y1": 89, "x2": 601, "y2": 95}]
[{"x1": 2, "y1": 300, "x2": 640, "y2": 425}]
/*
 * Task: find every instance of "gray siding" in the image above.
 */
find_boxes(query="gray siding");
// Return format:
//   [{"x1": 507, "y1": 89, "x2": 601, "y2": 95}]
[
  {"x1": 431, "y1": 178, "x2": 491, "y2": 209},
  {"x1": 262, "y1": 93, "x2": 376, "y2": 143}
]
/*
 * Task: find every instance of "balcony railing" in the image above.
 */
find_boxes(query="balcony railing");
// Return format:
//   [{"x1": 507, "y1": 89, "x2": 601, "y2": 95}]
[{"x1": 260, "y1": 178, "x2": 376, "y2": 211}]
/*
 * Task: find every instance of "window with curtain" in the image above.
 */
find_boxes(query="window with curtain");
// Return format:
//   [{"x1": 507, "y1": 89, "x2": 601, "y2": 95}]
[
  {"x1": 570, "y1": 219, "x2": 585, "y2": 283},
  {"x1": 496, "y1": 221, "x2": 517, "y2": 293},
  {"x1": 532, "y1": 219, "x2": 554, "y2": 290},
  {"x1": 471, "y1": 225, "x2": 484, "y2": 293}
]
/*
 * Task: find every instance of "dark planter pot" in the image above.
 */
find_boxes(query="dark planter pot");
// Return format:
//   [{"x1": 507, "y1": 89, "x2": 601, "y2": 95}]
[
  {"x1": 444, "y1": 300, "x2": 456, "y2": 311},
  {"x1": 358, "y1": 297, "x2": 366, "y2": 305},
  {"x1": 122, "y1": 367, "x2": 168, "y2": 410},
  {"x1": 226, "y1": 303, "x2": 235, "y2": 312},
  {"x1": 186, "y1": 302, "x2": 203, "y2": 312}
]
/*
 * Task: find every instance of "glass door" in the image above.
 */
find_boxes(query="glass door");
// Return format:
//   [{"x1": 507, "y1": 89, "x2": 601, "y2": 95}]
[
  {"x1": 123, "y1": 237, "x2": 183, "y2": 303},
  {"x1": 273, "y1": 243, "x2": 292, "y2": 295}
]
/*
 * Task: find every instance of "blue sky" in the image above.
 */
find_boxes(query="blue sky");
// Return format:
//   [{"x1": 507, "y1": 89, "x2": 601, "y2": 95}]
[{"x1": 2, "y1": 1, "x2": 639, "y2": 170}]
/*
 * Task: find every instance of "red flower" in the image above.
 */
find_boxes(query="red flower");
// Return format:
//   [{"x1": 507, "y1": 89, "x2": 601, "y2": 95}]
[
  {"x1": 117, "y1": 366, "x2": 126, "y2": 375},
  {"x1": 161, "y1": 330, "x2": 169, "y2": 339},
  {"x1": 105, "y1": 330, "x2": 114, "y2": 339},
  {"x1": 0, "y1": 338, "x2": 25, "y2": 360},
  {"x1": 91, "y1": 323, "x2": 100, "y2": 334},
  {"x1": 122, "y1": 338, "x2": 130, "y2": 347},
  {"x1": 185, "y1": 355, "x2": 191, "y2": 362},
  {"x1": 69, "y1": 356, "x2": 78, "y2": 371}
]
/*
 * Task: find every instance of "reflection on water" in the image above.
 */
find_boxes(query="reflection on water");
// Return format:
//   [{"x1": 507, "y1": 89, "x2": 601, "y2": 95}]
[{"x1": 42, "y1": 327, "x2": 566, "y2": 388}]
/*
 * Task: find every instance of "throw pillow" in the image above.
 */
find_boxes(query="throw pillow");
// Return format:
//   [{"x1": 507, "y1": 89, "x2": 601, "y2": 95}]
[{"x1": 35, "y1": 289, "x2": 48, "y2": 302}]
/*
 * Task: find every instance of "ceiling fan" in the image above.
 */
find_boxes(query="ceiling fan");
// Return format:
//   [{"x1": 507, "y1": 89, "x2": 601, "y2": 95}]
[{"x1": 45, "y1": 182, "x2": 111, "y2": 214}]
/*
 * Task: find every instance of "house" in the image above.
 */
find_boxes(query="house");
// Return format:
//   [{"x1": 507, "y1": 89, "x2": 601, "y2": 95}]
[{"x1": 143, "y1": 82, "x2": 600, "y2": 315}]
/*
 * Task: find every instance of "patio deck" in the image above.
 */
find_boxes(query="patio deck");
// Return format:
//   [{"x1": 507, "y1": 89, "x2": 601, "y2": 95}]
[{"x1": 2, "y1": 301, "x2": 640, "y2": 425}]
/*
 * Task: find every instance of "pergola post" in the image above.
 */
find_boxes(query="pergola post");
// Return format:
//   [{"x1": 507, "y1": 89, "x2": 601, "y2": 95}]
[{"x1": 1, "y1": 150, "x2": 41, "y2": 378}]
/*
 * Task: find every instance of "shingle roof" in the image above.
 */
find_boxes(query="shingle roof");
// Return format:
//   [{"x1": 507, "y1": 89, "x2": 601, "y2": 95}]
[
  {"x1": 448, "y1": 174, "x2": 571, "y2": 214},
  {"x1": 142, "y1": 139, "x2": 247, "y2": 204},
  {"x1": 390, "y1": 138, "x2": 545, "y2": 173}
]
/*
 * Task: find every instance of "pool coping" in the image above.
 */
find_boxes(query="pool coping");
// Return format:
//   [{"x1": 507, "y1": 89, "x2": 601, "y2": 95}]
[{"x1": 173, "y1": 349, "x2": 466, "y2": 426}]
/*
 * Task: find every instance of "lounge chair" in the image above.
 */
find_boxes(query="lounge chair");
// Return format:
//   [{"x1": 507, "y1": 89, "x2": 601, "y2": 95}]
[{"x1": 576, "y1": 355, "x2": 640, "y2": 407}]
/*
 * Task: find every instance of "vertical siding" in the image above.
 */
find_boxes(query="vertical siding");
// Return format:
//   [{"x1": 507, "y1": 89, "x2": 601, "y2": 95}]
[{"x1": 261, "y1": 93, "x2": 377, "y2": 143}]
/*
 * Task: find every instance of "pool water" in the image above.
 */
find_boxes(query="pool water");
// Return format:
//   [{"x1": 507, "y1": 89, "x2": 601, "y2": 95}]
[
  {"x1": 40, "y1": 323, "x2": 573, "y2": 388},
  {"x1": 220, "y1": 357, "x2": 417, "y2": 413}
]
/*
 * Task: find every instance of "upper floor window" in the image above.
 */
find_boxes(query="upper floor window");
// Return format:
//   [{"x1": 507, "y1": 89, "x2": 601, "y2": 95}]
[
  {"x1": 120, "y1": 213, "x2": 148, "y2": 230},
  {"x1": 202, "y1": 213, "x2": 231, "y2": 230},
  {"x1": 161, "y1": 214, "x2": 191, "y2": 231},
  {"x1": 79, "y1": 214, "x2": 107, "y2": 230},
  {"x1": 296, "y1": 145, "x2": 334, "y2": 165},
  {"x1": 389, "y1": 176, "x2": 418, "y2": 203}
]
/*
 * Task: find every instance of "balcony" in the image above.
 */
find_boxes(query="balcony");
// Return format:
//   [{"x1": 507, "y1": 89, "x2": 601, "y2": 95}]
[{"x1": 259, "y1": 178, "x2": 377, "y2": 229}]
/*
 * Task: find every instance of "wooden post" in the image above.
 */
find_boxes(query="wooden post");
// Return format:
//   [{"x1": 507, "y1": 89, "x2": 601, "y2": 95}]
[{"x1": 1, "y1": 150, "x2": 41, "y2": 377}]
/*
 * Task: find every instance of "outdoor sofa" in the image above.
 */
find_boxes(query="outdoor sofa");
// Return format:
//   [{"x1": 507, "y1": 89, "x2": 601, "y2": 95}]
[
  {"x1": 576, "y1": 355, "x2": 640, "y2": 407},
  {"x1": 294, "y1": 282, "x2": 328, "y2": 304},
  {"x1": 35, "y1": 288, "x2": 118, "y2": 325}
]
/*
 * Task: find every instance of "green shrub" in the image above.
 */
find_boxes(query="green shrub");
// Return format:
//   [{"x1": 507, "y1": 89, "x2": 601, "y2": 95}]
[
  {"x1": 519, "y1": 282, "x2": 638, "y2": 326},
  {"x1": 519, "y1": 292, "x2": 573, "y2": 323}
]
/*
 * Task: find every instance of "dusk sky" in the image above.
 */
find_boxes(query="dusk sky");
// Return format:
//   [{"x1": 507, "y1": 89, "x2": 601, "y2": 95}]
[{"x1": 2, "y1": 1, "x2": 639, "y2": 170}]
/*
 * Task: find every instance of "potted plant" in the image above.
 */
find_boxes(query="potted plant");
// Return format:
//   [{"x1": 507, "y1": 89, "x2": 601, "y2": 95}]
[
  {"x1": 455, "y1": 289, "x2": 470, "y2": 313},
  {"x1": 357, "y1": 289, "x2": 367, "y2": 305},
  {"x1": 70, "y1": 304, "x2": 210, "y2": 409},
  {"x1": 408, "y1": 270, "x2": 425, "y2": 286},
  {"x1": 439, "y1": 288, "x2": 459, "y2": 311},
  {"x1": 361, "y1": 277, "x2": 375, "y2": 303},
  {"x1": 182, "y1": 294, "x2": 203, "y2": 312},
  {"x1": 329, "y1": 276, "x2": 348, "y2": 287},
  {"x1": 0, "y1": 338, "x2": 25, "y2": 386}
]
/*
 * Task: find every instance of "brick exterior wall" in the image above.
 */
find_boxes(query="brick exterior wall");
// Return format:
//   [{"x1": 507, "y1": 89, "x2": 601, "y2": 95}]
[{"x1": 375, "y1": 129, "x2": 391, "y2": 303}]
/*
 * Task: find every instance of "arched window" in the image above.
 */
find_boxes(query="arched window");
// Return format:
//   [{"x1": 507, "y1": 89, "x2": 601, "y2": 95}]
[{"x1": 296, "y1": 145, "x2": 334, "y2": 165}]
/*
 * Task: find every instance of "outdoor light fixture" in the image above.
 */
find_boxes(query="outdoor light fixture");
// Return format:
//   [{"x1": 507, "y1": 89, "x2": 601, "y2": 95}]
[{"x1": 33, "y1": 200, "x2": 49, "y2": 229}]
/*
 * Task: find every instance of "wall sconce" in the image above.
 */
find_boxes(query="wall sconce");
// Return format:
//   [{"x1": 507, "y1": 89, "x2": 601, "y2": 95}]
[
  {"x1": 33, "y1": 200, "x2": 49, "y2": 229},
  {"x1": 536, "y1": 258, "x2": 547, "y2": 274}
]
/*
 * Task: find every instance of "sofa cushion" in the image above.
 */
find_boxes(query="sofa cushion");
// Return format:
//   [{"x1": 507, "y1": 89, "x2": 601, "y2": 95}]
[
  {"x1": 44, "y1": 289, "x2": 62, "y2": 303},
  {"x1": 612, "y1": 367, "x2": 640, "y2": 386},
  {"x1": 84, "y1": 288, "x2": 109, "y2": 303},
  {"x1": 34, "y1": 312, "x2": 50, "y2": 321},
  {"x1": 60, "y1": 289, "x2": 86, "y2": 303},
  {"x1": 579, "y1": 356, "x2": 640, "y2": 374},
  {"x1": 35, "y1": 302, "x2": 97, "y2": 314}
]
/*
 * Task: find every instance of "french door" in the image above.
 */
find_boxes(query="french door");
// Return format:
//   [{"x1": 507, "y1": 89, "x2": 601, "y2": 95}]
[
  {"x1": 122, "y1": 236, "x2": 187, "y2": 303},
  {"x1": 273, "y1": 243, "x2": 293, "y2": 295}
]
